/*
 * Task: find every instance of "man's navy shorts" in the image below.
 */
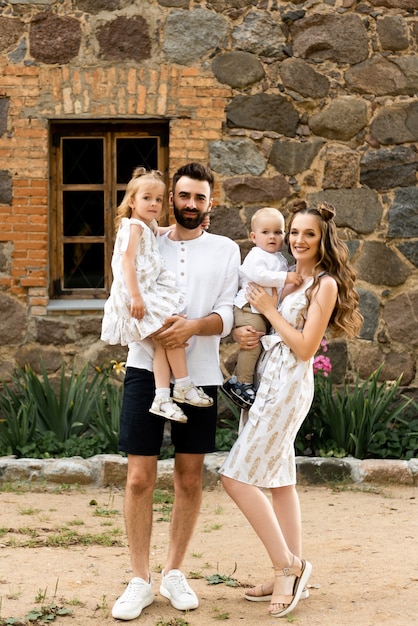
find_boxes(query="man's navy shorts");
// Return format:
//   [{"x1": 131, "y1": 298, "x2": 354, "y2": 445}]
[{"x1": 118, "y1": 367, "x2": 218, "y2": 456}]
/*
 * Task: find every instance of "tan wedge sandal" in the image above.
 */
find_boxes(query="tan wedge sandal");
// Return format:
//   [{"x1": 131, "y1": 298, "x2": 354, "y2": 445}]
[
  {"x1": 269, "y1": 555, "x2": 312, "y2": 618},
  {"x1": 244, "y1": 582, "x2": 309, "y2": 602}
]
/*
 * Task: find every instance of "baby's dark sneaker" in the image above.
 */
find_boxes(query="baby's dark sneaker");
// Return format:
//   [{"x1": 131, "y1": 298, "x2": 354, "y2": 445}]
[{"x1": 221, "y1": 376, "x2": 256, "y2": 410}]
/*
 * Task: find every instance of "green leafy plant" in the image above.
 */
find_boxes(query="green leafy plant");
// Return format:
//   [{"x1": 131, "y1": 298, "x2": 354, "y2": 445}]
[
  {"x1": 215, "y1": 390, "x2": 240, "y2": 451},
  {"x1": 322, "y1": 367, "x2": 412, "y2": 458},
  {"x1": 89, "y1": 363, "x2": 123, "y2": 451},
  {"x1": 0, "y1": 394, "x2": 37, "y2": 457},
  {"x1": 0, "y1": 360, "x2": 125, "y2": 458},
  {"x1": 205, "y1": 563, "x2": 238, "y2": 587},
  {"x1": 298, "y1": 364, "x2": 414, "y2": 459},
  {"x1": 28, "y1": 361, "x2": 104, "y2": 441}
]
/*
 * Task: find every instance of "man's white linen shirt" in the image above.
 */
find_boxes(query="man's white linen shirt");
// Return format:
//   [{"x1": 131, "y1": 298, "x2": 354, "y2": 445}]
[
  {"x1": 234, "y1": 246, "x2": 289, "y2": 314},
  {"x1": 125, "y1": 230, "x2": 240, "y2": 386}
]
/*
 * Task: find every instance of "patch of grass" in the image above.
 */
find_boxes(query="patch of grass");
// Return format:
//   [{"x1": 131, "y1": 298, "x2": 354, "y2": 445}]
[
  {"x1": 65, "y1": 598, "x2": 85, "y2": 607},
  {"x1": 153, "y1": 489, "x2": 174, "y2": 522},
  {"x1": 203, "y1": 522, "x2": 222, "y2": 532},
  {"x1": 5, "y1": 586, "x2": 22, "y2": 600},
  {"x1": 2, "y1": 526, "x2": 124, "y2": 548},
  {"x1": 17, "y1": 527, "x2": 38, "y2": 538},
  {"x1": 93, "y1": 507, "x2": 119, "y2": 517},
  {"x1": 18, "y1": 506, "x2": 41, "y2": 516},
  {"x1": 155, "y1": 618, "x2": 190, "y2": 626},
  {"x1": 188, "y1": 570, "x2": 205, "y2": 580},
  {"x1": 153, "y1": 489, "x2": 174, "y2": 504},
  {"x1": 212, "y1": 605, "x2": 230, "y2": 620}
]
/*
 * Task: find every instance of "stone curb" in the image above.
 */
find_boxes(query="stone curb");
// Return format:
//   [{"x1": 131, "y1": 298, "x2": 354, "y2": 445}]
[{"x1": 0, "y1": 453, "x2": 417, "y2": 489}]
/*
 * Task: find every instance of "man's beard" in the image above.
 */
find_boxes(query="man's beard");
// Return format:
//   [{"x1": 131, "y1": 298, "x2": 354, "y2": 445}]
[{"x1": 173, "y1": 203, "x2": 207, "y2": 230}]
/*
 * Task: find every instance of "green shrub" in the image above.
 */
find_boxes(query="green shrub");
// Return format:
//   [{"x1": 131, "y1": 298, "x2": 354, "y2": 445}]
[
  {"x1": 297, "y1": 365, "x2": 415, "y2": 459},
  {"x1": 0, "y1": 361, "x2": 124, "y2": 458},
  {"x1": 215, "y1": 391, "x2": 240, "y2": 452}
]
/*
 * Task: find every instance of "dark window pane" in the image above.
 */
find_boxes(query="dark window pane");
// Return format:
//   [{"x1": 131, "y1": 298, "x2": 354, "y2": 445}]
[
  {"x1": 63, "y1": 191, "x2": 104, "y2": 236},
  {"x1": 117, "y1": 138, "x2": 158, "y2": 183},
  {"x1": 64, "y1": 243, "x2": 104, "y2": 289},
  {"x1": 117, "y1": 189, "x2": 125, "y2": 207},
  {"x1": 63, "y1": 138, "x2": 104, "y2": 184}
]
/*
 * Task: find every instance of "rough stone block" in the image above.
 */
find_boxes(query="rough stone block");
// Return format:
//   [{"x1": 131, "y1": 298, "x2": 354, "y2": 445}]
[
  {"x1": 359, "y1": 459, "x2": 413, "y2": 485},
  {"x1": 296, "y1": 457, "x2": 355, "y2": 484}
]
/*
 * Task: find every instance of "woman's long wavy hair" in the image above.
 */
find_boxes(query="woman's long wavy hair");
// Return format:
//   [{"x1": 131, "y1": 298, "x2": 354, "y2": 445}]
[
  {"x1": 285, "y1": 200, "x2": 363, "y2": 338},
  {"x1": 114, "y1": 167, "x2": 166, "y2": 230}
]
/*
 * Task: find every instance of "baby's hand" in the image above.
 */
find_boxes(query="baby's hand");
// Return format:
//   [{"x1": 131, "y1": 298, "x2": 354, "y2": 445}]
[
  {"x1": 201, "y1": 212, "x2": 211, "y2": 230},
  {"x1": 286, "y1": 271, "x2": 303, "y2": 286},
  {"x1": 130, "y1": 294, "x2": 145, "y2": 320}
]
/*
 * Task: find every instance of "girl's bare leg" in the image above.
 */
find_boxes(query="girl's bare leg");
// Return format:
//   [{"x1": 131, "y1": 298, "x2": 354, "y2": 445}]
[
  {"x1": 165, "y1": 346, "x2": 188, "y2": 380},
  {"x1": 152, "y1": 340, "x2": 173, "y2": 389}
]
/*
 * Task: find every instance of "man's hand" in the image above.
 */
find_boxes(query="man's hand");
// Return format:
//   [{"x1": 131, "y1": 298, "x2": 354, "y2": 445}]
[
  {"x1": 152, "y1": 315, "x2": 191, "y2": 349},
  {"x1": 232, "y1": 325, "x2": 265, "y2": 350}
]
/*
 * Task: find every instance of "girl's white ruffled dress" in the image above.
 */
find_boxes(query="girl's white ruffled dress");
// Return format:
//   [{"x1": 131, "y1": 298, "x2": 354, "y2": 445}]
[
  {"x1": 220, "y1": 280, "x2": 315, "y2": 488},
  {"x1": 101, "y1": 218, "x2": 184, "y2": 346}
]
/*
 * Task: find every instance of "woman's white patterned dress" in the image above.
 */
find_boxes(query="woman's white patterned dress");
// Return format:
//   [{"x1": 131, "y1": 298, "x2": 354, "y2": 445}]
[
  {"x1": 101, "y1": 218, "x2": 184, "y2": 346},
  {"x1": 220, "y1": 280, "x2": 315, "y2": 488}
]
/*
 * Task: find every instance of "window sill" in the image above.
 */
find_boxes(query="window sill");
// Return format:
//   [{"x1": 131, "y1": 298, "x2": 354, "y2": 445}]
[{"x1": 47, "y1": 299, "x2": 105, "y2": 313}]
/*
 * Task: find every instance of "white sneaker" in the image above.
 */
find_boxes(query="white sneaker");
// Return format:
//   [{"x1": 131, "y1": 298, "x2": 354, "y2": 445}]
[
  {"x1": 159, "y1": 569, "x2": 199, "y2": 611},
  {"x1": 112, "y1": 576, "x2": 154, "y2": 620}
]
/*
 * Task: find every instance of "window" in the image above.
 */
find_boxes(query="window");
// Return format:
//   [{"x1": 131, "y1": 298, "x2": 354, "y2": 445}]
[{"x1": 49, "y1": 121, "x2": 169, "y2": 299}]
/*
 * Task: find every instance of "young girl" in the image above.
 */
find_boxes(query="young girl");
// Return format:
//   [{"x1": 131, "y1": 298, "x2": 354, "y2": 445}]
[
  {"x1": 219, "y1": 201, "x2": 363, "y2": 618},
  {"x1": 101, "y1": 168, "x2": 213, "y2": 423}
]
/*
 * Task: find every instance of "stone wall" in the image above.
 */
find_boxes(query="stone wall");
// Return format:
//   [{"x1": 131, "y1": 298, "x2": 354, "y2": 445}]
[{"x1": 0, "y1": 0, "x2": 417, "y2": 391}]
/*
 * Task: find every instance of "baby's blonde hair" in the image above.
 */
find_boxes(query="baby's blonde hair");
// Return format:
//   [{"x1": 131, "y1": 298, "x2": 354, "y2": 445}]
[
  {"x1": 251, "y1": 207, "x2": 285, "y2": 231},
  {"x1": 115, "y1": 167, "x2": 166, "y2": 229}
]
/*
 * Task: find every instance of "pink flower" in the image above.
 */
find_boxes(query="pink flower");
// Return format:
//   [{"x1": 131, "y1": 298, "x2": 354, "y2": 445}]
[{"x1": 313, "y1": 339, "x2": 332, "y2": 377}]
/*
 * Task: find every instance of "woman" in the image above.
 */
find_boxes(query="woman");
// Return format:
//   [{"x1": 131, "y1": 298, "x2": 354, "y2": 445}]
[{"x1": 219, "y1": 201, "x2": 363, "y2": 618}]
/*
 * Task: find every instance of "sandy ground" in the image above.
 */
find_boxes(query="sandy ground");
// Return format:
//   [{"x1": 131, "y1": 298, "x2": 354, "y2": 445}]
[{"x1": 0, "y1": 482, "x2": 417, "y2": 626}]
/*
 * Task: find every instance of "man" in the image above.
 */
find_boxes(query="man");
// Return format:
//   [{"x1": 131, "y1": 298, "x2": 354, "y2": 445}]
[{"x1": 112, "y1": 162, "x2": 241, "y2": 620}]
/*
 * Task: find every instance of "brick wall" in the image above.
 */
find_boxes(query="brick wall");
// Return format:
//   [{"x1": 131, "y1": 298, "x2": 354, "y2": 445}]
[{"x1": 0, "y1": 0, "x2": 417, "y2": 392}]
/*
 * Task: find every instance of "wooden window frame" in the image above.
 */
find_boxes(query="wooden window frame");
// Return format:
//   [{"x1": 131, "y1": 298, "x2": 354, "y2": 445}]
[{"x1": 49, "y1": 120, "x2": 169, "y2": 300}]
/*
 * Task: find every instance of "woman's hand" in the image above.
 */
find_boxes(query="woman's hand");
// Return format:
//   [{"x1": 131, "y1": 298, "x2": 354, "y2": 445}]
[{"x1": 246, "y1": 283, "x2": 278, "y2": 317}]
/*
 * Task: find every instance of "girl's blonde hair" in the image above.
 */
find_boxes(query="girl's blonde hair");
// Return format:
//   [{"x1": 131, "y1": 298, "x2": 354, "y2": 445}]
[
  {"x1": 114, "y1": 167, "x2": 166, "y2": 230},
  {"x1": 286, "y1": 200, "x2": 363, "y2": 338}
]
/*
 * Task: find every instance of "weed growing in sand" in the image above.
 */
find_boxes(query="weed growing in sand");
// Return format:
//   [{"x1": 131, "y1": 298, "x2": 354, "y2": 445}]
[
  {"x1": 94, "y1": 594, "x2": 110, "y2": 619},
  {"x1": 203, "y1": 522, "x2": 222, "y2": 532},
  {"x1": 212, "y1": 605, "x2": 229, "y2": 620},
  {"x1": 3, "y1": 525, "x2": 123, "y2": 548},
  {"x1": 0, "y1": 581, "x2": 72, "y2": 626},
  {"x1": 18, "y1": 506, "x2": 41, "y2": 516},
  {"x1": 155, "y1": 618, "x2": 190, "y2": 626},
  {"x1": 5, "y1": 586, "x2": 22, "y2": 601},
  {"x1": 153, "y1": 489, "x2": 174, "y2": 522},
  {"x1": 206, "y1": 563, "x2": 239, "y2": 587}
]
